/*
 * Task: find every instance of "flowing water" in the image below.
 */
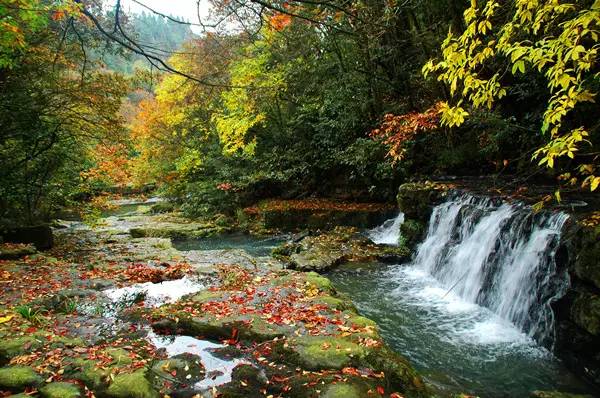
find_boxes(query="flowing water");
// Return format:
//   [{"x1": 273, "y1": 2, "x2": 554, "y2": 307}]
[
  {"x1": 368, "y1": 213, "x2": 405, "y2": 245},
  {"x1": 330, "y1": 192, "x2": 595, "y2": 397},
  {"x1": 173, "y1": 234, "x2": 287, "y2": 257}
]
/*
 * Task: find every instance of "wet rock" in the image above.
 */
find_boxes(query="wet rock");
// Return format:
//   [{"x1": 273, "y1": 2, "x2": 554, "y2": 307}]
[
  {"x1": 288, "y1": 335, "x2": 366, "y2": 369},
  {"x1": 397, "y1": 182, "x2": 449, "y2": 222},
  {"x1": 282, "y1": 227, "x2": 410, "y2": 272},
  {"x1": 150, "y1": 354, "x2": 205, "y2": 392},
  {"x1": 531, "y1": 391, "x2": 595, "y2": 398},
  {"x1": 0, "y1": 366, "x2": 43, "y2": 391},
  {"x1": 72, "y1": 358, "x2": 109, "y2": 390},
  {"x1": 399, "y1": 219, "x2": 426, "y2": 250},
  {"x1": 571, "y1": 292, "x2": 600, "y2": 335},
  {"x1": 130, "y1": 220, "x2": 227, "y2": 240},
  {"x1": 106, "y1": 369, "x2": 159, "y2": 398},
  {"x1": 322, "y1": 383, "x2": 362, "y2": 398},
  {"x1": 39, "y1": 382, "x2": 82, "y2": 398}
]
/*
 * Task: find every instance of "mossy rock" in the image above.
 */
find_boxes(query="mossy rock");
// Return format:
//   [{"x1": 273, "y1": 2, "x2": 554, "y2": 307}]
[
  {"x1": 399, "y1": 219, "x2": 426, "y2": 250},
  {"x1": 39, "y1": 382, "x2": 81, "y2": 398},
  {"x1": 189, "y1": 290, "x2": 224, "y2": 303},
  {"x1": 104, "y1": 347, "x2": 134, "y2": 366},
  {"x1": 304, "y1": 272, "x2": 335, "y2": 294},
  {"x1": 571, "y1": 292, "x2": 600, "y2": 336},
  {"x1": 0, "y1": 336, "x2": 43, "y2": 363},
  {"x1": 364, "y1": 346, "x2": 428, "y2": 397},
  {"x1": 309, "y1": 295, "x2": 356, "y2": 312},
  {"x1": 531, "y1": 391, "x2": 595, "y2": 398},
  {"x1": 322, "y1": 383, "x2": 363, "y2": 398},
  {"x1": 106, "y1": 369, "x2": 159, "y2": 398},
  {"x1": 0, "y1": 244, "x2": 36, "y2": 260},
  {"x1": 72, "y1": 358, "x2": 110, "y2": 390},
  {"x1": 0, "y1": 366, "x2": 43, "y2": 391},
  {"x1": 288, "y1": 336, "x2": 365, "y2": 370},
  {"x1": 150, "y1": 354, "x2": 205, "y2": 389},
  {"x1": 397, "y1": 182, "x2": 448, "y2": 221}
]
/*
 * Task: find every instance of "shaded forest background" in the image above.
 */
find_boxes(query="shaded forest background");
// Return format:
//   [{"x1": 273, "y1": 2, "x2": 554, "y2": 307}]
[{"x1": 1, "y1": 0, "x2": 598, "y2": 224}]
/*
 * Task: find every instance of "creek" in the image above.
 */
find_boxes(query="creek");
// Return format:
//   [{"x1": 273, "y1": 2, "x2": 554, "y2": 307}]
[{"x1": 329, "y1": 192, "x2": 596, "y2": 397}]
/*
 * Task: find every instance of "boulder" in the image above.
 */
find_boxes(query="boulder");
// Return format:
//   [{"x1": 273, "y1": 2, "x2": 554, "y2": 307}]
[
  {"x1": 0, "y1": 366, "x2": 43, "y2": 391},
  {"x1": 39, "y1": 382, "x2": 82, "y2": 398},
  {"x1": 106, "y1": 369, "x2": 159, "y2": 398}
]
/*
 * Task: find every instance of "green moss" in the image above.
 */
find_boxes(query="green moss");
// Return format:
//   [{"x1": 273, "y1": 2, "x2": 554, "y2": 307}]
[
  {"x1": 309, "y1": 295, "x2": 356, "y2": 312},
  {"x1": 0, "y1": 336, "x2": 43, "y2": 361},
  {"x1": 39, "y1": 382, "x2": 81, "y2": 398},
  {"x1": 190, "y1": 290, "x2": 224, "y2": 303},
  {"x1": 290, "y1": 336, "x2": 365, "y2": 370},
  {"x1": 304, "y1": 272, "x2": 335, "y2": 294},
  {"x1": 322, "y1": 383, "x2": 362, "y2": 398},
  {"x1": 72, "y1": 359, "x2": 109, "y2": 389},
  {"x1": 0, "y1": 366, "x2": 43, "y2": 390},
  {"x1": 531, "y1": 391, "x2": 594, "y2": 398},
  {"x1": 106, "y1": 369, "x2": 159, "y2": 398},
  {"x1": 105, "y1": 348, "x2": 133, "y2": 366}
]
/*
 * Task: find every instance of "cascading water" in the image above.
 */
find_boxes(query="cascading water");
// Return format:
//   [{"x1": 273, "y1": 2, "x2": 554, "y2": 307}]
[
  {"x1": 368, "y1": 212, "x2": 405, "y2": 245},
  {"x1": 414, "y1": 192, "x2": 569, "y2": 345}
]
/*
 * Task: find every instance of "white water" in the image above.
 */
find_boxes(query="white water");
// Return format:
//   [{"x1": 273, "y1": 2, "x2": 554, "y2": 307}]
[
  {"x1": 412, "y1": 193, "x2": 569, "y2": 345},
  {"x1": 104, "y1": 277, "x2": 205, "y2": 308},
  {"x1": 368, "y1": 213, "x2": 405, "y2": 245}
]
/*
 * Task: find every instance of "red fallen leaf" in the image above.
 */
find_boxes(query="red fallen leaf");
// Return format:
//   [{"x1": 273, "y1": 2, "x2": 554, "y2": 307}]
[
  {"x1": 25, "y1": 327, "x2": 37, "y2": 334},
  {"x1": 390, "y1": 393, "x2": 404, "y2": 398},
  {"x1": 171, "y1": 370, "x2": 177, "y2": 377},
  {"x1": 377, "y1": 386, "x2": 385, "y2": 395}
]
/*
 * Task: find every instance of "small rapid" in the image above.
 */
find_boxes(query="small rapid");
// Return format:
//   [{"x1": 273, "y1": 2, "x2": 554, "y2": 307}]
[{"x1": 368, "y1": 213, "x2": 405, "y2": 245}]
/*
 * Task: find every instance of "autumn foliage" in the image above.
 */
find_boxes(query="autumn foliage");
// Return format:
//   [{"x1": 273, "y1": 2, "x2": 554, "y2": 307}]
[{"x1": 370, "y1": 102, "x2": 442, "y2": 162}]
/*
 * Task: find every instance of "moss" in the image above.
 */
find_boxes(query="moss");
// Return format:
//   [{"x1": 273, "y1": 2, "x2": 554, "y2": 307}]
[
  {"x1": 106, "y1": 369, "x2": 159, "y2": 398},
  {"x1": 304, "y1": 272, "x2": 335, "y2": 294},
  {"x1": 189, "y1": 290, "x2": 224, "y2": 303},
  {"x1": 72, "y1": 359, "x2": 109, "y2": 389},
  {"x1": 105, "y1": 348, "x2": 133, "y2": 366},
  {"x1": 530, "y1": 392, "x2": 595, "y2": 398},
  {"x1": 39, "y1": 382, "x2": 81, "y2": 398},
  {"x1": 365, "y1": 347, "x2": 428, "y2": 397},
  {"x1": 322, "y1": 383, "x2": 362, "y2": 398},
  {"x1": 309, "y1": 295, "x2": 356, "y2": 312},
  {"x1": 0, "y1": 336, "x2": 43, "y2": 362},
  {"x1": 0, "y1": 366, "x2": 43, "y2": 390},
  {"x1": 289, "y1": 336, "x2": 365, "y2": 370},
  {"x1": 399, "y1": 219, "x2": 425, "y2": 250}
]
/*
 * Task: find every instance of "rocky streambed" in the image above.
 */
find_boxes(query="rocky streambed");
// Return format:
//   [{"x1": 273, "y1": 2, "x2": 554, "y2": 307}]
[{"x1": 0, "y1": 199, "x2": 427, "y2": 398}]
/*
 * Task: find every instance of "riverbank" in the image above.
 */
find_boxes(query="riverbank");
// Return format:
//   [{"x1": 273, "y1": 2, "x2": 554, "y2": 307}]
[{"x1": 0, "y1": 198, "x2": 427, "y2": 398}]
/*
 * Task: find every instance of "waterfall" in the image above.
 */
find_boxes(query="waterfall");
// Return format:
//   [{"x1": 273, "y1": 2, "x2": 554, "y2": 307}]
[
  {"x1": 413, "y1": 192, "x2": 569, "y2": 346},
  {"x1": 368, "y1": 213, "x2": 405, "y2": 245}
]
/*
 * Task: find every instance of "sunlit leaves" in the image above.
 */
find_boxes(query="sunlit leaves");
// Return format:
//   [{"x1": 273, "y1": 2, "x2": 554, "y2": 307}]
[{"x1": 423, "y1": 0, "x2": 600, "y2": 191}]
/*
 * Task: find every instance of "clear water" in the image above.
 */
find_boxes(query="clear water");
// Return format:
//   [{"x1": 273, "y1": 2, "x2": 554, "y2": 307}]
[
  {"x1": 173, "y1": 234, "x2": 287, "y2": 257},
  {"x1": 148, "y1": 331, "x2": 249, "y2": 390},
  {"x1": 328, "y1": 264, "x2": 594, "y2": 397}
]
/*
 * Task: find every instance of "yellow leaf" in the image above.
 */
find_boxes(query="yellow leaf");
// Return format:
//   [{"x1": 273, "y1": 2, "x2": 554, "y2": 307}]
[{"x1": 0, "y1": 314, "x2": 14, "y2": 324}]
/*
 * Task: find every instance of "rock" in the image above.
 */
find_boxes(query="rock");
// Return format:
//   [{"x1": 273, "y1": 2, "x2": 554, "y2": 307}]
[
  {"x1": 39, "y1": 382, "x2": 82, "y2": 398},
  {"x1": 570, "y1": 224, "x2": 600, "y2": 290},
  {"x1": 72, "y1": 359, "x2": 109, "y2": 390},
  {"x1": 288, "y1": 336, "x2": 365, "y2": 369},
  {"x1": 249, "y1": 198, "x2": 395, "y2": 232},
  {"x1": 150, "y1": 354, "x2": 205, "y2": 391},
  {"x1": 283, "y1": 227, "x2": 410, "y2": 272},
  {"x1": 0, "y1": 224, "x2": 54, "y2": 250},
  {"x1": 0, "y1": 243, "x2": 36, "y2": 260},
  {"x1": 399, "y1": 219, "x2": 426, "y2": 250},
  {"x1": 0, "y1": 336, "x2": 43, "y2": 363},
  {"x1": 129, "y1": 219, "x2": 227, "y2": 240},
  {"x1": 322, "y1": 383, "x2": 363, "y2": 398},
  {"x1": 531, "y1": 391, "x2": 595, "y2": 398},
  {"x1": 0, "y1": 366, "x2": 43, "y2": 391},
  {"x1": 397, "y1": 182, "x2": 448, "y2": 222},
  {"x1": 106, "y1": 369, "x2": 159, "y2": 398},
  {"x1": 571, "y1": 292, "x2": 600, "y2": 335}
]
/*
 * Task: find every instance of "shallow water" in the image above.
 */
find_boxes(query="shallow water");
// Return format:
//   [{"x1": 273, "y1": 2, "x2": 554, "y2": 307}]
[
  {"x1": 173, "y1": 234, "x2": 287, "y2": 257},
  {"x1": 328, "y1": 264, "x2": 595, "y2": 397},
  {"x1": 148, "y1": 332, "x2": 249, "y2": 390},
  {"x1": 103, "y1": 276, "x2": 206, "y2": 308}
]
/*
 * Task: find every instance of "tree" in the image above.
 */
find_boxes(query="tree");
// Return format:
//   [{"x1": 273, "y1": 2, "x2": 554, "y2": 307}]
[{"x1": 423, "y1": 0, "x2": 600, "y2": 190}]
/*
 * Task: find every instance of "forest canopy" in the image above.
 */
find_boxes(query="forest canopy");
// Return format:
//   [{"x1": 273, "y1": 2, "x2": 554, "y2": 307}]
[{"x1": 0, "y1": 0, "x2": 599, "y2": 224}]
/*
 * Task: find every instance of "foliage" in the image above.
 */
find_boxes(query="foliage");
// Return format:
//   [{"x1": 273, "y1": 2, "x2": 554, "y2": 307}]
[{"x1": 423, "y1": 0, "x2": 600, "y2": 190}]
